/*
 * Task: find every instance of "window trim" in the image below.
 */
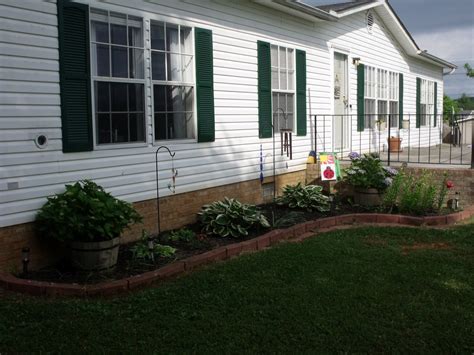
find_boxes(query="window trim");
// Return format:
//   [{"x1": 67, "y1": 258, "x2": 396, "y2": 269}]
[
  {"x1": 419, "y1": 78, "x2": 434, "y2": 127},
  {"x1": 150, "y1": 21, "x2": 197, "y2": 143},
  {"x1": 89, "y1": 8, "x2": 148, "y2": 148},
  {"x1": 270, "y1": 43, "x2": 296, "y2": 132}
]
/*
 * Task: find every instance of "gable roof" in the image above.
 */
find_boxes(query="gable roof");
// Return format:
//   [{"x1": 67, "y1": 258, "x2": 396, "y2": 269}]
[{"x1": 253, "y1": 0, "x2": 456, "y2": 70}]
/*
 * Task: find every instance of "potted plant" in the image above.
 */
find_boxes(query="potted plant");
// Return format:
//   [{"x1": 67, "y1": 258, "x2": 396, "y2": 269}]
[
  {"x1": 344, "y1": 152, "x2": 397, "y2": 207},
  {"x1": 387, "y1": 135, "x2": 402, "y2": 152},
  {"x1": 36, "y1": 180, "x2": 142, "y2": 270}
]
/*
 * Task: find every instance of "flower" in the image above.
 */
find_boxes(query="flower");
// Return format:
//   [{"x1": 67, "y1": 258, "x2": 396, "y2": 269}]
[
  {"x1": 446, "y1": 180, "x2": 454, "y2": 189},
  {"x1": 383, "y1": 166, "x2": 398, "y2": 176},
  {"x1": 348, "y1": 152, "x2": 360, "y2": 160},
  {"x1": 384, "y1": 177, "x2": 393, "y2": 186}
]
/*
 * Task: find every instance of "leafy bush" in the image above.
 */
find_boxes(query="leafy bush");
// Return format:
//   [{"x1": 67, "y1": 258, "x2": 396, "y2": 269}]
[
  {"x1": 383, "y1": 170, "x2": 451, "y2": 215},
  {"x1": 36, "y1": 180, "x2": 142, "y2": 242},
  {"x1": 160, "y1": 228, "x2": 209, "y2": 250},
  {"x1": 198, "y1": 198, "x2": 270, "y2": 238},
  {"x1": 272, "y1": 211, "x2": 307, "y2": 228},
  {"x1": 131, "y1": 231, "x2": 176, "y2": 261},
  {"x1": 276, "y1": 183, "x2": 330, "y2": 212},
  {"x1": 168, "y1": 228, "x2": 196, "y2": 243},
  {"x1": 344, "y1": 153, "x2": 396, "y2": 191}
]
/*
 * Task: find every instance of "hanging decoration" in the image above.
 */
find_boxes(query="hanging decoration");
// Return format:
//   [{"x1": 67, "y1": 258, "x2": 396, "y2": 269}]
[
  {"x1": 259, "y1": 144, "x2": 264, "y2": 183},
  {"x1": 155, "y1": 146, "x2": 177, "y2": 235},
  {"x1": 280, "y1": 128, "x2": 293, "y2": 160}
]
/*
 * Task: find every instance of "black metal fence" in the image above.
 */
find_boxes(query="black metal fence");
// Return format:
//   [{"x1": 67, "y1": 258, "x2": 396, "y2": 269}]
[{"x1": 313, "y1": 113, "x2": 474, "y2": 167}]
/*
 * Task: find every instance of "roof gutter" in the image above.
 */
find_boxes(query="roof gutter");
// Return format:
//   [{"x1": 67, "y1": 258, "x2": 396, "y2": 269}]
[
  {"x1": 417, "y1": 51, "x2": 457, "y2": 73},
  {"x1": 271, "y1": 0, "x2": 338, "y2": 21}
]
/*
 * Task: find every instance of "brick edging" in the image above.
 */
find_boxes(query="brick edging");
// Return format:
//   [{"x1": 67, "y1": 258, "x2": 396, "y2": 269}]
[{"x1": 1, "y1": 207, "x2": 473, "y2": 298}]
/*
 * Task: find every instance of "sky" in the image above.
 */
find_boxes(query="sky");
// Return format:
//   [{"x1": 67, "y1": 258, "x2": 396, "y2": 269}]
[{"x1": 304, "y1": 0, "x2": 474, "y2": 98}]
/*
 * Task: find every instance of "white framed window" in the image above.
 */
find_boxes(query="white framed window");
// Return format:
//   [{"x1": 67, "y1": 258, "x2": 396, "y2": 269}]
[
  {"x1": 90, "y1": 9, "x2": 146, "y2": 144},
  {"x1": 271, "y1": 44, "x2": 295, "y2": 132},
  {"x1": 364, "y1": 65, "x2": 399, "y2": 129},
  {"x1": 420, "y1": 79, "x2": 434, "y2": 126},
  {"x1": 151, "y1": 22, "x2": 195, "y2": 140}
]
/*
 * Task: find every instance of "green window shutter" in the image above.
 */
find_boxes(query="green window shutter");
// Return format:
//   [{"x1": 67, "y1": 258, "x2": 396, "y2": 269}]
[
  {"x1": 296, "y1": 49, "x2": 307, "y2": 136},
  {"x1": 257, "y1": 41, "x2": 272, "y2": 138},
  {"x1": 416, "y1": 77, "x2": 421, "y2": 128},
  {"x1": 58, "y1": 0, "x2": 93, "y2": 152},
  {"x1": 433, "y1": 82, "x2": 438, "y2": 127},
  {"x1": 195, "y1": 28, "x2": 215, "y2": 142},
  {"x1": 357, "y1": 64, "x2": 365, "y2": 132},
  {"x1": 398, "y1": 73, "x2": 404, "y2": 127}
]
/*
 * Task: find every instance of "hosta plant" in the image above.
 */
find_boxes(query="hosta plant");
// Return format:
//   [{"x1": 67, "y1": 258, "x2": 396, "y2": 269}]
[
  {"x1": 276, "y1": 183, "x2": 330, "y2": 212},
  {"x1": 36, "y1": 180, "x2": 142, "y2": 243},
  {"x1": 131, "y1": 232, "x2": 176, "y2": 262},
  {"x1": 198, "y1": 198, "x2": 270, "y2": 238}
]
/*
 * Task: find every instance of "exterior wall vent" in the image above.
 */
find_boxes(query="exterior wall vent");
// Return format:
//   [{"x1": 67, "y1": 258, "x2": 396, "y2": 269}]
[{"x1": 366, "y1": 10, "x2": 374, "y2": 34}]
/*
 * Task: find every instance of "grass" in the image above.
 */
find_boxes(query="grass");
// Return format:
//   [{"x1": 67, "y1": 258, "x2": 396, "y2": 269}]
[{"x1": 1, "y1": 224, "x2": 473, "y2": 353}]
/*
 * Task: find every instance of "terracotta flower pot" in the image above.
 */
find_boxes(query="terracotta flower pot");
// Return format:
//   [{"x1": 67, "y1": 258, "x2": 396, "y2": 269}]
[
  {"x1": 70, "y1": 237, "x2": 120, "y2": 271},
  {"x1": 388, "y1": 137, "x2": 402, "y2": 152},
  {"x1": 354, "y1": 188, "x2": 383, "y2": 207}
]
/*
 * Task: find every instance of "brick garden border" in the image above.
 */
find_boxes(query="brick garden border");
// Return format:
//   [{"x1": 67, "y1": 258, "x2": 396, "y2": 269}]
[{"x1": 1, "y1": 208, "x2": 473, "y2": 298}]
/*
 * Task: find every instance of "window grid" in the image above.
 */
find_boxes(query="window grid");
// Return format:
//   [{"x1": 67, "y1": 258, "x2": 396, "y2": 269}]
[{"x1": 420, "y1": 78, "x2": 434, "y2": 126}]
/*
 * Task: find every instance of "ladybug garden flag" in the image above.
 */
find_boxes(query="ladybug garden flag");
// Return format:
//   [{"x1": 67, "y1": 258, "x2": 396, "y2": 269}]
[{"x1": 320, "y1": 152, "x2": 341, "y2": 181}]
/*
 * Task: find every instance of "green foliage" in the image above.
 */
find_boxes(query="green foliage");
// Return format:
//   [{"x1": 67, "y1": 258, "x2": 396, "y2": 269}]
[
  {"x1": 464, "y1": 63, "x2": 474, "y2": 78},
  {"x1": 443, "y1": 95, "x2": 460, "y2": 121},
  {"x1": 456, "y1": 93, "x2": 474, "y2": 110},
  {"x1": 131, "y1": 231, "x2": 176, "y2": 261},
  {"x1": 276, "y1": 183, "x2": 330, "y2": 212},
  {"x1": 383, "y1": 170, "x2": 448, "y2": 215},
  {"x1": 169, "y1": 228, "x2": 196, "y2": 243},
  {"x1": 344, "y1": 153, "x2": 394, "y2": 191},
  {"x1": 160, "y1": 228, "x2": 209, "y2": 250},
  {"x1": 36, "y1": 180, "x2": 142, "y2": 243},
  {"x1": 272, "y1": 211, "x2": 307, "y2": 228},
  {"x1": 198, "y1": 198, "x2": 270, "y2": 238}
]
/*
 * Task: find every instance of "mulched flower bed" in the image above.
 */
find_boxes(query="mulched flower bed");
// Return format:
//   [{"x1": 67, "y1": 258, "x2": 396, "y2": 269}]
[{"x1": 19, "y1": 201, "x2": 453, "y2": 285}]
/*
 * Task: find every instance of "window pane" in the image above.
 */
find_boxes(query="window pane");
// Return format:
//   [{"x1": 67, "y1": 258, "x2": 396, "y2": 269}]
[
  {"x1": 287, "y1": 48, "x2": 294, "y2": 70},
  {"x1": 167, "y1": 53, "x2": 182, "y2": 81},
  {"x1": 97, "y1": 113, "x2": 111, "y2": 144},
  {"x1": 288, "y1": 70, "x2": 294, "y2": 90},
  {"x1": 180, "y1": 26, "x2": 193, "y2": 54},
  {"x1": 111, "y1": 24, "x2": 127, "y2": 45},
  {"x1": 167, "y1": 112, "x2": 187, "y2": 139},
  {"x1": 129, "y1": 48, "x2": 144, "y2": 79},
  {"x1": 166, "y1": 23, "x2": 179, "y2": 52},
  {"x1": 154, "y1": 112, "x2": 167, "y2": 140},
  {"x1": 92, "y1": 44, "x2": 110, "y2": 77},
  {"x1": 111, "y1": 46, "x2": 128, "y2": 78},
  {"x1": 280, "y1": 69, "x2": 287, "y2": 90},
  {"x1": 91, "y1": 21, "x2": 108, "y2": 43},
  {"x1": 128, "y1": 16, "x2": 143, "y2": 47},
  {"x1": 151, "y1": 23, "x2": 165, "y2": 50},
  {"x1": 184, "y1": 86, "x2": 194, "y2": 112},
  {"x1": 286, "y1": 93, "x2": 294, "y2": 113},
  {"x1": 111, "y1": 113, "x2": 128, "y2": 142},
  {"x1": 167, "y1": 86, "x2": 184, "y2": 112},
  {"x1": 128, "y1": 84, "x2": 144, "y2": 112},
  {"x1": 279, "y1": 47, "x2": 287, "y2": 69},
  {"x1": 152, "y1": 52, "x2": 166, "y2": 80},
  {"x1": 129, "y1": 113, "x2": 145, "y2": 142},
  {"x1": 271, "y1": 68, "x2": 278, "y2": 89},
  {"x1": 95, "y1": 82, "x2": 110, "y2": 112},
  {"x1": 154, "y1": 85, "x2": 166, "y2": 112},
  {"x1": 185, "y1": 112, "x2": 194, "y2": 139},
  {"x1": 271, "y1": 45, "x2": 278, "y2": 67},
  {"x1": 110, "y1": 83, "x2": 127, "y2": 111},
  {"x1": 182, "y1": 55, "x2": 193, "y2": 83}
]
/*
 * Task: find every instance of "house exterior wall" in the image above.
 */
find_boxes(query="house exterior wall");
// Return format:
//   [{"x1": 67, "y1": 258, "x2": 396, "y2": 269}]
[{"x1": 1, "y1": 0, "x2": 444, "y2": 232}]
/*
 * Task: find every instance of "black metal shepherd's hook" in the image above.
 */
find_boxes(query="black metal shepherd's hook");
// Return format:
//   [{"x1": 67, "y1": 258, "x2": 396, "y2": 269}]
[{"x1": 155, "y1": 146, "x2": 176, "y2": 235}]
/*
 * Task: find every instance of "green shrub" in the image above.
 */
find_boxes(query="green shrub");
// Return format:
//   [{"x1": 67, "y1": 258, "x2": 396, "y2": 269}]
[
  {"x1": 36, "y1": 180, "x2": 142, "y2": 242},
  {"x1": 168, "y1": 228, "x2": 196, "y2": 243},
  {"x1": 131, "y1": 231, "x2": 176, "y2": 261},
  {"x1": 161, "y1": 228, "x2": 209, "y2": 249},
  {"x1": 276, "y1": 183, "x2": 330, "y2": 212},
  {"x1": 383, "y1": 170, "x2": 449, "y2": 215},
  {"x1": 198, "y1": 198, "x2": 270, "y2": 238}
]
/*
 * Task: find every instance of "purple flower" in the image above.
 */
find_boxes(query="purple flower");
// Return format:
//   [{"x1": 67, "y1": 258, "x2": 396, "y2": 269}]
[
  {"x1": 383, "y1": 166, "x2": 398, "y2": 176},
  {"x1": 348, "y1": 152, "x2": 360, "y2": 160}
]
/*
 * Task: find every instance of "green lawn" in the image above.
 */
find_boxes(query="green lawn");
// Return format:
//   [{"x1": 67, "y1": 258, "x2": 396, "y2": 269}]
[{"x1": 1, "y1": 224, "x2": 473, "y2": 353}]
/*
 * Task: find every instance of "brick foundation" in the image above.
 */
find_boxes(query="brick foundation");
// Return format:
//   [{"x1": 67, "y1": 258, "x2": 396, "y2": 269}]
[{"x1": 0, "y1": 170, "x2": 306, "y2": 272}]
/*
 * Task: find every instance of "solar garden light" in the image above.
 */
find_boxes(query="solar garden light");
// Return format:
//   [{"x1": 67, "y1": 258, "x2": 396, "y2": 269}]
[
  {"x1": 454, "y1": 192, "x2": 460, "y2": 210},
  {"x1": 21, "y1": 247, "x2": 30, "y2": 277},
  {"x1": 147, "y1": 237, "x2": 155, "y2": 263}
]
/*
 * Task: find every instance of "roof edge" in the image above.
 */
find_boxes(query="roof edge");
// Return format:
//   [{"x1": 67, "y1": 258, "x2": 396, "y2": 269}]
[{"x1": 418, "y1": 51, "x2": 457, "y2": 69}]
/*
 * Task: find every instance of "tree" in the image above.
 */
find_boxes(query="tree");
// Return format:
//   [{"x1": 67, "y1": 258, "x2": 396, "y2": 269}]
[
  {"x1": 465, "y1": 63, "x2": 474, "y2": 78},
  {"x1": 456, "y1": 93, "x2": 474, "y2": 111},
  {"x1": 443, "y1": 94, "x2": 459, "y2": 121}
]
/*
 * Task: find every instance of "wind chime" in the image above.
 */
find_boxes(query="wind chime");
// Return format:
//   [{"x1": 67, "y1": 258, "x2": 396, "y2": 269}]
[
  {"x1": 280, "y1": 128, "x2": 293, "y2": 160},
  {"x1": 155, "y1": 146, "x2": 178, "y2": 235}
]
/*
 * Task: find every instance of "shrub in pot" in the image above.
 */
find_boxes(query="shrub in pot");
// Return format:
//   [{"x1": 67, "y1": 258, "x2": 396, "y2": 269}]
[
  {"x1": 36, "y1": 180, "x2": 142, "y2": 270},
  {"x1": 343, "y1": 152, "x2": 397, "y2": 207}
]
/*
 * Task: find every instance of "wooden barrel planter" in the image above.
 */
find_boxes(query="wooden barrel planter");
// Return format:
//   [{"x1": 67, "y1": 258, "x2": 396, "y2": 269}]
[
  {"x1": 388, "y1": 137, "x2": 402, "y2": 152},
  {"x1": 354, "y1": 188, "x2": 383, "y2": 207},
  {"x1": 70, "y1": 237, "x2": 120, "y2": 271}
]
